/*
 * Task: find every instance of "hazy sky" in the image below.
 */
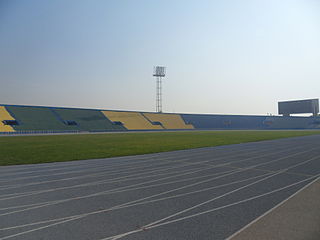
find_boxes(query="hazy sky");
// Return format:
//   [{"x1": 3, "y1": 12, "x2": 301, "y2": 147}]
[{"x1": 0, "y1": 0, "x2": 319, "y2": 115}]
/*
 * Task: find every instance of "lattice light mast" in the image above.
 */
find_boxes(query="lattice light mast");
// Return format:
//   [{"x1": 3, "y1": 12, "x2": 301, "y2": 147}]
[{"x1": 153, "y1": 66, "x2": 166, "y2": 113}]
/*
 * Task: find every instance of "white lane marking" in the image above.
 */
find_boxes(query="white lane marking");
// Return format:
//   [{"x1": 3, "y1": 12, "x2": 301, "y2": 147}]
[
  {"x1": 0, "y1": 168, "x2": 236, "y2": 212},
  {"x1": 225, "y1": 175, "x2": 320, "y2": 239},
  {"x1": 0, "y1": 164, "x2": 215, "y2": 200},
  {"x1": 0, "y1": 142, "x2": 284, "y2": 190},
  {"x1": 0, "y1": 172, "x2": 278, "y2": 240},
  {"x1": 0, "y1": 168, "x2": 236, "y2": 216},
  {"x1": 0, "y1": 145, "x2": 315, "y2": 218},
  {"x1": 0, "y1": 144, "x2": 229, "y2": 174},
  {"x1": 106, "y1": 175, "x2": 320, "y2": 240},
  {"x1": 1, "y1": 149, "x2": 318, "y2": 238},
  {"x1": 0, "y1": 151, "x2": 212, "y2": 182},
  {"x1": 2, "y1": 173, "x2": 318, "y2": 240},
  {"x1": 0, "y1": 135, "x2": 316, "y2": 176},
  {"x1": 0, "y1": 161, "x2": 207, "y2": 197},
  {"x1": 0, "y1": 138, "x2": 304, "y2": 184},
  {"x1": 133, "y1": 154, "x2": 320, "y2": 231},
  {"x1": 0, "y1": 140, "x2": 281, "y2": 175},
  {"x1": 0, "y1": 172, "x2": 271, "y2": 231},
  {"x1": 0, "y1": 143, "x2": 262, "y2": 182},
  {"x1": 0, "y1": 144, "x2": 268, "y2": 190},
  {"x1": 0, "y1": 144, "x2": 307, "y2": 199}
]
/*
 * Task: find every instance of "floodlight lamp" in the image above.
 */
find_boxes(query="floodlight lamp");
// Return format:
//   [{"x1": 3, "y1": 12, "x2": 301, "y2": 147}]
[{"x1": 153, "y1": 66, "x2": 166, "y2": 77}]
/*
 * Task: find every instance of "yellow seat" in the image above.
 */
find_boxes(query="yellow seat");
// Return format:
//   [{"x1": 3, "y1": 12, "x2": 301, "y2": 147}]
[
  {"x1": 102, "y1": 111, "x2": 163, "y2": 130},
  {"x1": 143, "y1": 113, "x2": 194, "y2": 129},
  {"x1": 0, "y1": 106, "x2": 15, "y2": 132}
]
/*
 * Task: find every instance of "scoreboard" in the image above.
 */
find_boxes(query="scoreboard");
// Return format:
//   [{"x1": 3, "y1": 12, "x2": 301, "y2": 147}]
[{"x1": 278, "y1": 99, "x2": 319, "y2": 116}]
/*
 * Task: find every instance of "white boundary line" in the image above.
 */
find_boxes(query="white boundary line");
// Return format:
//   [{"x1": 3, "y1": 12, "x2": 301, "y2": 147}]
[{"x1": 225, "y1": 175, "x2": 320, "y2": 240}]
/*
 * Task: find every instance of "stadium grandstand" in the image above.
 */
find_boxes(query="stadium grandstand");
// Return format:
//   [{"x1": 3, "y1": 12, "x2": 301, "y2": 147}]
[
  {"x1": 0, "y1": 106, "x2": 16, "y2": 132},
  {"x1": 102, "y1": 111, "x2": 163, "y2": 130},
  {"x1": 143, "y1": 113, "x2": 194, "y2": 129},
  {"x1": 181, "y1": 114, "x2": 266, "y2": 130},
  {"x1": 54, "y1": 108, "x2": 125, "y2": 132},
  {"x1": 5, "y1": 105, "x2": 71, "y2": 131},
  {"x1": 1, "y1": 103, "x2": 320, "y2": 134}
]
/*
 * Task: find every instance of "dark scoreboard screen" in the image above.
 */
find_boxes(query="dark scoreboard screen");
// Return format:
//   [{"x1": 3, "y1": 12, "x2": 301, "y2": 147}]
[{"x1": 278, "y1": 99, "x2": 319, "y2": 115}]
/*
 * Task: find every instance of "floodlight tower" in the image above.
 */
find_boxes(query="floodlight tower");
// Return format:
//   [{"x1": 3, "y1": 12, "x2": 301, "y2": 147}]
[{"x1": 153, "y1": 66, "x2": 166, "y2": 113}]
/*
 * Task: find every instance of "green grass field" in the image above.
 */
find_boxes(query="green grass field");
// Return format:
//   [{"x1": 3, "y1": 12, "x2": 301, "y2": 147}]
[{"x1": 0, "y1": 130, "x2": 319, "y2": 166}]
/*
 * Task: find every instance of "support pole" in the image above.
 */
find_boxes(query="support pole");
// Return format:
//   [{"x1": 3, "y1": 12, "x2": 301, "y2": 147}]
[{"x1": 153, "y1": 66, "x2": 166, "y2": 113}]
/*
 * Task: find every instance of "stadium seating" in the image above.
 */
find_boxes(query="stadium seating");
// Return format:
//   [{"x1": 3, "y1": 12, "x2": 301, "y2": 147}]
[
  {"x1": 0, "y1": 106, "x2": 15, "y2": 132},
  {"x1": 54, "y1": 108, "x2": 126, "y2": 131},
  {"x1": 102, "y1": 111, "x2": 163, "y2": 130},
  {"x1": 181, "y1": 114, "x2": 265, "y2": 129},
  {"x1": 143, "y1": 113, "x2": 194, "y2": 129},
  {"x1": 1, "y1": 104, "x2": 320, "y2": 133},
  {"x1": 6, "y1": 106, "x2": 71, "y2": 131},
  {"x1": 263, "y1": 116, "x2": 319, "y2": 129}
]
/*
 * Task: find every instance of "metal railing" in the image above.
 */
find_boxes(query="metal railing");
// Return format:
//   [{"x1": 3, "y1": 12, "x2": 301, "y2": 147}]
[{"x1": 0, "y1": 130, "x2": 82, "y2": 135}]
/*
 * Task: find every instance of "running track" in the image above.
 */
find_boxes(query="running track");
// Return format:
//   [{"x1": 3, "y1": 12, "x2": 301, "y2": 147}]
[{"x1": 0, "y1": 134, "x2": 320, "y2": 240}]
